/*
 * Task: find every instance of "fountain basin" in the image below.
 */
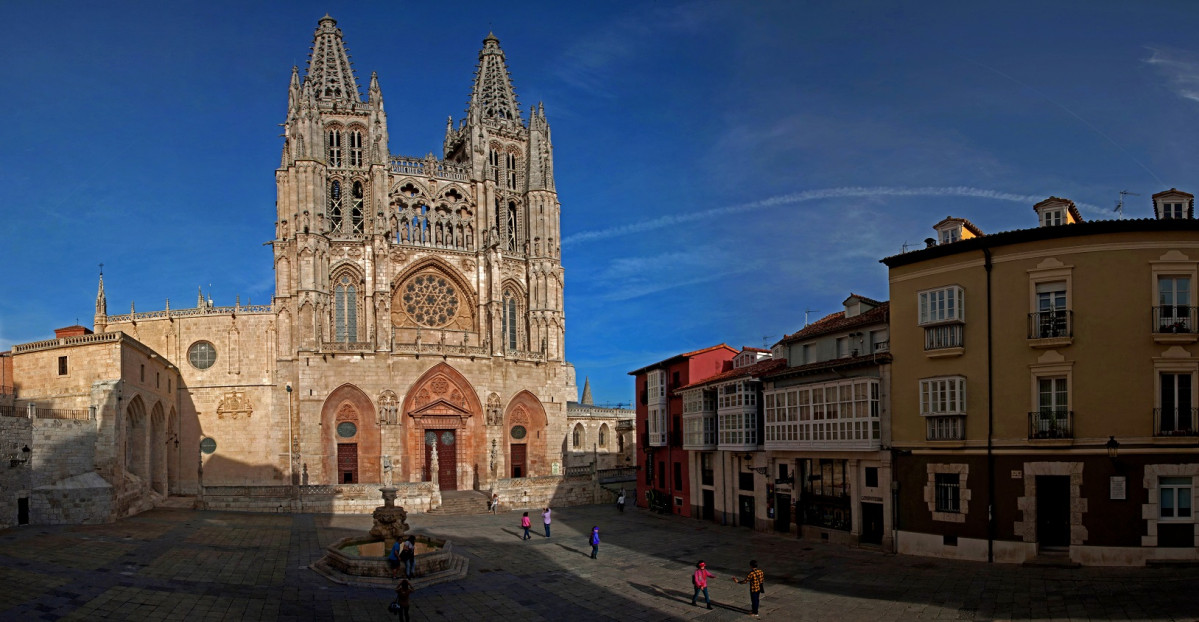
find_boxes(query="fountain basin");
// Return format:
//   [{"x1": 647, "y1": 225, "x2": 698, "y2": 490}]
[{"x1": 312, "y1": 534, "x2": 466, "y2": 586}]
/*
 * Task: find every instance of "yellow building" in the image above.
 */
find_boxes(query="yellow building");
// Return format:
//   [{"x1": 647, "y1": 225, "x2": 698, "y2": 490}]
[{"x1": 884, "y1": 190, "x2": 1199, "y2": 565}]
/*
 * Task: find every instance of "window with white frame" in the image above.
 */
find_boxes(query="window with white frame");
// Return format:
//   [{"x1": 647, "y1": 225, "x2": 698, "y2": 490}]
[
  {"x1": 1040, "y1": 208, "x2": 1063, "y2": 227},
  {"x1": 836, "y1": 337, "x2": 849, "y2": 358},
  {"x1": 1159, "y1": 372, "x2": 1194, "y2": 434},
  {"x1": 1158, "y1": 276, "x2": 1192, "y2": 332},
  {"x1": 920, "y1": 377, "x2": 966, "y2": 415},
  {"x1": 921, "y1": 376, "x2": 965, "y2": 441},
  {"x1": 1163, "y1": 202, "x2": 1186, "y2": 220},
  {"x1": 771, "y1": 379, "x2": 880, "y2": 444},
  {"x1": 919, "y1": 287, "x2": 964, "y2": 352},
  {"x1": 1034, "y1": 281, "x2": 1068, "y2": 338},
  {"x1": 1160, "y1": 477, "x2": 1193, "y2": 520},
  {"x1": 647, "y1": 370, "x2": 665, "y2": 401},
  {"x1": 939, "y1": 228, "x2": 960, "y2": 245},
  {"x1": 647, "y1": 405, "x2": 667, "y2": 446}
]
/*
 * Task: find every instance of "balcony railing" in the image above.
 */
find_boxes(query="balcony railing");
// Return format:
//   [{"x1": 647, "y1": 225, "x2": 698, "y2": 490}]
[
  {"x1": 926, "y1": 415, "x2": 965, "y2": 441},
  {"x1": 1153, "y1": 306, "x2": 1197, "y2": 334},
  {"x1": 1028, "y1": 310, "x2": 1072, "y2": 339},
  {"x1": 1154, "y1": 407, "x2": 1199, "y2": 436},
  {"x1": 924, "y1": 324, "x2": 963, "y2": 350},
  {"x1": 1028, "y1": 409, "x2": 1073, "y2": 439}
]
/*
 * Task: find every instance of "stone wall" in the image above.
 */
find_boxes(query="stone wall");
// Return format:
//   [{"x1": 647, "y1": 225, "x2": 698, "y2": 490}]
[
  {"x1": 31, "y1": 472, "x2": 113, "y2": 525},
  {"x1": 200, "y1": 482, "x2": 440, "y2": 514},
  {"x1": 489, "y1": 474, "x2": 601, "y2": 510},
  {"x1": 0, "y1": 415, "x2": 32, "y2": 529},
  {"x1": 31, "y1": 418, "x2": 98, "y2": 488}
]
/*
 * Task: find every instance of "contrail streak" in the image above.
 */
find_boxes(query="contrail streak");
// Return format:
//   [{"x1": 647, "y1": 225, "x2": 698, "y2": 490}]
[{"x1": 564, "y1": 186, "x2": 1099, "y2": 246}]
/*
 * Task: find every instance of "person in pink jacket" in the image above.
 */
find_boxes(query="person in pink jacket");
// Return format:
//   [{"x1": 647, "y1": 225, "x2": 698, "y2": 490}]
[
  {"x1": 691, "y1": 560, "x2": 716, "y2": 609},
  {"x1": 521, "y1": 511, "x2": 532, "y2": 540}
]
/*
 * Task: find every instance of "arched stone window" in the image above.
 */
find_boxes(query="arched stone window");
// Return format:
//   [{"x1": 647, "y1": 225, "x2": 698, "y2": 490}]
[
  {"x1": 599, "y1": 424, "x2": 608, "y2": 448},
  {"x1": 334, "y1": 274, "x2": 357, "y2": 342},
  {"x1": 349, "y1": 129, "x2": 363, "y2": 167},
  {"x1": 327, "y1": 128, "x2": 342, "y2": 167},
  {"x1": 329, "y1": 180, "x2": 343, "y2": 233},
  {"x1": 572, "y1": 423, "x2": 583, "y2": 448},
  {"x1": 502, "y1": 288, "x2": 519, "y2": 351},
  {"x1": 506, "y1": 201, "x2": 518, "y2": 250},
  {"x1": 351, "y1": 181, "x2": 365, "y2": 234}
]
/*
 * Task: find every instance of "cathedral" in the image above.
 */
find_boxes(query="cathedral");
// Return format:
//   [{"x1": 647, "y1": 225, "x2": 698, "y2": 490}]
[{"x1": 0, "y1": 16, "x2": 588, "y2": 525}]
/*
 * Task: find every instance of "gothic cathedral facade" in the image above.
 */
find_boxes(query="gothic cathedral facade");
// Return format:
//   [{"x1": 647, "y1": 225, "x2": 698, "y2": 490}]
[{"x1": 95, "y1": 16, "x2": 574, "y2": 493}]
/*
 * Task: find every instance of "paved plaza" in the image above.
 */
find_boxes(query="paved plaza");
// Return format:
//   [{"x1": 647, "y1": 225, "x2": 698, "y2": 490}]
[{"x1": 0, "y1": 503, "x2": 1197, "y2": 621}]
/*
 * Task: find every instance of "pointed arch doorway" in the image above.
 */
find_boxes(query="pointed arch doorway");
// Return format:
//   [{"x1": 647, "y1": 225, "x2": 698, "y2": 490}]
[{"x1": 403, "y1": 363, "x2": 482, "y2": 492}]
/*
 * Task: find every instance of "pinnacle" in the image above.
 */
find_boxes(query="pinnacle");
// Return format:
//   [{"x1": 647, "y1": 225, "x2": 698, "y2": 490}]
[{"x1": 304, "y1": 15, "x2": 361, "y2": 105}]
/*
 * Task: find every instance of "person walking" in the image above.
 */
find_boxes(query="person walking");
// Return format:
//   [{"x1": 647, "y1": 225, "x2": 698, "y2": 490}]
[
  {"x1": 489, "y1": 493, "x2": 499, "y2": 514},
  {"x1": 521, "y1": 511, "x2": 532, "y2": 540},
  {"x1": 392, "y1": 578, "x2": 414, "y2": 622},
  {"x1": 616, "y1": 490, "x2": 625, "y2": 513},
  {"x1": 542, "y1": 507, "x2": 552, "y2": 537},
  {"x1": 733, "y1": 559, "x2": 765, "y2": 618},
  {"x1": 691, "y1": 560, "x2": 716, "y2": 609},
  {"x1": 589, "y1": 526, "x2": 600, "y2": 559},
  {"x1": 387, "y1": 539, "x2": 402, "y2": 579},
  {"x1": 400, "y1": 535, "x2": 416, "y2": 578}
]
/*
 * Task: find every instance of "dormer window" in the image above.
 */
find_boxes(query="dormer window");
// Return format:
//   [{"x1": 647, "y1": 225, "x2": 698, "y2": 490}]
[
  {"x1": 933, "y1": 217, "x2": 981, "y2": 244},
  {"x1": 1164, "y1": 203, "x2": 1185, "y2": 220},
  {"x1": 939, "y1": 228, "x2": 960, "y2": 244},
  {"x1": 1040, "y1": 209, "x2": 1064, "y2": 227}
]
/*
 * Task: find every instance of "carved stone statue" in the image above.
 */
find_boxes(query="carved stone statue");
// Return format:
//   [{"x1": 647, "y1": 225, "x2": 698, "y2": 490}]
[{"x1": 383, "y1": 454, "x2": 393, "y2": 486}]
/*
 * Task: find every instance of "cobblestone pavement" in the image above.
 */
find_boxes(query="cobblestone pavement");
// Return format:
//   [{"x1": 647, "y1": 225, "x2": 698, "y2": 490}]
[{"x1": 1, "y1": 503, "x2": 1197, "y2": 621}]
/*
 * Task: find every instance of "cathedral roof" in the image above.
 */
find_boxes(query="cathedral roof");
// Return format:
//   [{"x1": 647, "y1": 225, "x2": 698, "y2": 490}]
[
  {"x1": 469, "y1": 33, "x2": 522, "y2": 125},
  {"x1": 304, "y1": 15, "x2": 362, "y2": 104}
]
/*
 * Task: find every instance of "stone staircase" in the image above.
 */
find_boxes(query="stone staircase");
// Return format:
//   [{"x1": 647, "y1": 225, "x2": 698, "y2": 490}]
[{"x1": 425, "y1": 490, "x2": 492, "y2": 515}]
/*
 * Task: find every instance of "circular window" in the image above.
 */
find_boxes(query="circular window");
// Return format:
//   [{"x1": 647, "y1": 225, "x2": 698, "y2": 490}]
[
  {"x1": 336, "y1": 422, "x2": 357, "y2": 438},
  {"x1": 400, "y1": 273, "x2": 460, "y2": 328},
  {"x1": 510, "y1": 425, "x2": 527, "y2": 440},
  {"x1": 188, "y1": 341, "x2": 217, "y2": 370},
  {"x1": 200, "y1": 438, "x2": 217, "y2": 454},
  {"x1": 425, "y1": 431, "x2": 437, "y2": 446},
  {"x1": 441, "y1": 431, "x2": 455, "y2": 445}
]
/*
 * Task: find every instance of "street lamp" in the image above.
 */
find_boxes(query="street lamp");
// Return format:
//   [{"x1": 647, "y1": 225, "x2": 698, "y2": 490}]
[{"x1": 1106, "y1": 436, "x2": 1120, "y2": 460}]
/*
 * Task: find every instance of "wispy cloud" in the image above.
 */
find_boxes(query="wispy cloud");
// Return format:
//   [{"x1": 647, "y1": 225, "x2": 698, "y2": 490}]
[
  {"x1": 1145, "y1": 47, "x2": 1199, "y2": 103},
  {"x1": 564, "y1": 186, "x2": 1102, "y2": 246}
]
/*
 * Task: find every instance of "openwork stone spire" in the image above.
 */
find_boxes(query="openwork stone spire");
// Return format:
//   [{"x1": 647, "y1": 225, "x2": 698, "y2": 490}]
[
  {"x1": 305, "y1": 15, "x2": 361, "y2": 104},
  {"x1": 469, "y1": 33, "x2": 522, "y2": 124},
  {"x1": 95, "y1": 268, "x2": 107, "y2": 316}
]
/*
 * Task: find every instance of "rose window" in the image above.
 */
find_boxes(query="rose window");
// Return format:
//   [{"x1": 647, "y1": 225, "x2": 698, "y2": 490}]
[{"x1": 401, "y1": 274, "x2": 459, "y2": 327}]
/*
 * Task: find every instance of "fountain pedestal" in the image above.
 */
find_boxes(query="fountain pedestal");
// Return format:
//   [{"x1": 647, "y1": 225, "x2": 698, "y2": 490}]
[{"x1": 368, "y1": 487, "x2": 409, "y2": 550}]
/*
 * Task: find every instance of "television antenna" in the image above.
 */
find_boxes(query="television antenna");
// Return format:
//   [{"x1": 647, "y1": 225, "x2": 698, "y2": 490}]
[
  {"x1": 901, "y1": 241, "x2": 910, "y2": 253},
  {"x1": 1115, "y1": 190, "x2": 1139, "y2": 218},
  {"x1": 804, "y1": 309, "x2": 819, "y2": 327},
  {"x1": 761, "y1": 335, "x2": 774, "y2": 348}
]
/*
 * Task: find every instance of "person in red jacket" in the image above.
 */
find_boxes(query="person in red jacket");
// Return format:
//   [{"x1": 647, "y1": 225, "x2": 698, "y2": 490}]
[
  {"x1": 521, "y1": 511, "x2": 532, "y2": 540},
  {"x1": 691, "y1": 560, "x2": 716, "y2": 609}
]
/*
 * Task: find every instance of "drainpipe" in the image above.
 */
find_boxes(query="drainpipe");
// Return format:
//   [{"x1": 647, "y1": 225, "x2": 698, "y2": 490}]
[{"x1": 984, "y1": 246, "x2": 995, "y2": 564}]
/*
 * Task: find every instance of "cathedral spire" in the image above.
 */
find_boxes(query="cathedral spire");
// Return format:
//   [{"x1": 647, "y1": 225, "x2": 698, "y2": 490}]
[
  {"x1": 95, "y1": 267, "x2": 107, "y2": 316},
  {"x1": 468, "y1": 33, "x2": 522, "y2": 125},
  {"x1": 304, "y1": 15, "x2": 361, "y2": 105},
  {"x1": 580, "y1": 377, "x2": 593, "y2": 405}
]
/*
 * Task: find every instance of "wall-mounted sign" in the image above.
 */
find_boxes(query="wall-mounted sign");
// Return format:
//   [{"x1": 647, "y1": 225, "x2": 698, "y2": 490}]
[
  {"x1": 1110, "y1": 476, "x2": 1126, "y2": 500},
  {"x1": 1011, "y1": 470, "x2": 1022, "y2": 479}
]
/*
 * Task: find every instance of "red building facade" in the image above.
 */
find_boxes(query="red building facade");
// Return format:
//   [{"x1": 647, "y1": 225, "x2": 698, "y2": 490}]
[{"x1": 629, "y1": 344, "x2": 736, "y2": 515}]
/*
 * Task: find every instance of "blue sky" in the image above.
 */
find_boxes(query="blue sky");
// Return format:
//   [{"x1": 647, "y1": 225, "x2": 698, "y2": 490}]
[{"x1": 3, "y1": 1, "x2": 1199, "y2": 405}]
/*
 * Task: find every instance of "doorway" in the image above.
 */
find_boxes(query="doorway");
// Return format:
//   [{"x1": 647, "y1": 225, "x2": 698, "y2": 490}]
[
  {"x1": 739, "y1": 495, "x2": 755, "y2": 528},
  {"x1": 337, "y1": 443, "x2": 358, "y2": 484},
  {"x1": 775, "y1": 493, "x2": 792, "y2": 532},
  {"x1": 425, "y1": 430, "x2": 458, "y2": 491},
  {"x1": 510, "y1": 443, "x2": 526, "y2": 478},
  {"x1": 861, "y1": 502, "x2": 883, "y2": 545},
  {"x1": 702, "y1": 489, "x2": 715, "y2": 521},
  {"x1": 17, "y1": 497, "x2": 29, "y2": 525},
  {"x1": 1036, "y1": 475, "x2": 1071, "y2": 548}
]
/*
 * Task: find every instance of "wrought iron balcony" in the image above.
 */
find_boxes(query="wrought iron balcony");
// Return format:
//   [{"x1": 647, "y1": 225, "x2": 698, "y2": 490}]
[
  {"x1": 926, "y1": 415, "x2": 965, "y2": 441},
  {"x1": 1028, "y1": 310, "x2": 1072, "y2": 340},
  {"x1": 1154, "y1": 407, "x2": 1199, "y2": 437},
  {"x1": 1028, "y1": 409, "x2": 1073, "y2": 439},
  {"x1": 1152, "y1": 306, "x2": 1197, "y2": 334},
  {"x1": 924, "y1": 324, "x2": 963, "y2": 350}
]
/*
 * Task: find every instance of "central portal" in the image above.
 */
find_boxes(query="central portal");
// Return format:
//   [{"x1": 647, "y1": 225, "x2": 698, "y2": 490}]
[{"x1": 426, "y1": 430, "x2": 458, "y2": 491}]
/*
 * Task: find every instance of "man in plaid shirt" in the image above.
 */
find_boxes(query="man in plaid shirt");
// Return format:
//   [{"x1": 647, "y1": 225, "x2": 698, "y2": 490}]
[{"x1": 733, "y1": 559, "x2": 765, "y2": 617}]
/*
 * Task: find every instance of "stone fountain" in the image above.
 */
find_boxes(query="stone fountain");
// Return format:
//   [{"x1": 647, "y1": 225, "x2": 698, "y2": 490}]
[{"x1": 310, "y1": 483, "x2": 468, "y2": 588}]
